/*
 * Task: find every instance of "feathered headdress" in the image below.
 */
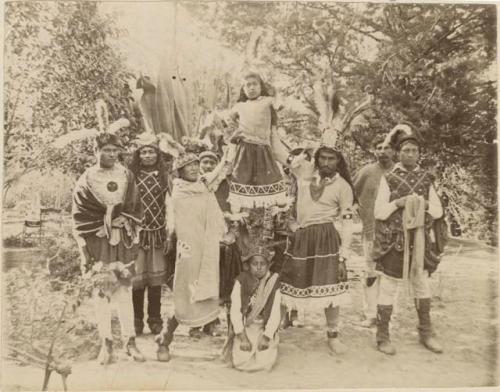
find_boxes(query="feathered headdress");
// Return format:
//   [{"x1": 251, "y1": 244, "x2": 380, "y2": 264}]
[
  {"x1": 172, "y1": 152, "x2": 199, "y2": 172},
  {"x1": 309, "y1": 80, "x2": 376, "y2": 154},
  {"x1": 95, "y1": 133, "x2": 123, "y2": 149},
  {"x1": 313, "y1": 79, "x2": 342, "y2": 151},
  {"x1": 181, "y1": 137, "x2": 210, "y2": 155},
  {"x1": 383, "y1": 123, "x2": 419, "y2": 150},
  {"x1": 135, "y1": 132, "x2": 159, "y2": 149},
  {"x1": 158, "y1": 133, "x2": 185, "y2": 158},
  {"x1": 53, "y1": 99, "x2": 130, "y2": 149},
  {"x1": 241, "y1": 243, "x2": 275, "y2": 263}
]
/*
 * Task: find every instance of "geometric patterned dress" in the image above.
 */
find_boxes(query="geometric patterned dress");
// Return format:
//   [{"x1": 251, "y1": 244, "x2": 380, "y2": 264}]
[
  {"x1": 132, "y1": 169, "x2": 169, "y2": 334},
  {"x1": 133, "y1": 169, "x2": 169, "y2": 288}
]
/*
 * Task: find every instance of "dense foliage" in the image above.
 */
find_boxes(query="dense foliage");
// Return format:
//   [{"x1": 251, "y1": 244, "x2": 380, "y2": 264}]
[
  {"x1": 4, "y1": 2, "x2": 141, "y2": 197},
  {"x1": 185, "y1": 2, "x2": 497, "y2": 244}
]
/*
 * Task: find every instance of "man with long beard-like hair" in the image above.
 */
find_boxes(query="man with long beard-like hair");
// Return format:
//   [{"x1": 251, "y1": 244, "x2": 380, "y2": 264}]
[{"x1": 280, "y1": 143, "x2": 355, "y2": 355}]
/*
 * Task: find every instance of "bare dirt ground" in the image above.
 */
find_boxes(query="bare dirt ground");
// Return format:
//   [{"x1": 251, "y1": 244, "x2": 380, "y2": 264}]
[{"x1": 2, "y1": 238, "x2": 498, "y2": 391}]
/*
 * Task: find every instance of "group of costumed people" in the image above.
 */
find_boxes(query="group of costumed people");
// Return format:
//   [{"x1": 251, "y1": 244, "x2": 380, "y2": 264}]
[{"x1": 71, "y1": 70, "x2": 447, "y2": 372}]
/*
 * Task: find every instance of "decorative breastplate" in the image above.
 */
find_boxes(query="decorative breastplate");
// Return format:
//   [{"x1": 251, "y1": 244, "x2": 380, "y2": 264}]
[
  {"x1": 384, "y1": 168, "x2": 434, "y2": 234},
  {"x1": 386, "y1": 168, "x2": 433, "y2": 202},
  {"x1": 88, "y1": 166, "x2": 128, "y2": 205}
]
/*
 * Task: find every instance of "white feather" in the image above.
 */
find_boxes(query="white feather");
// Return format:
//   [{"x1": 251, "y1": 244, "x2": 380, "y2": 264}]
[
  {"x1": 313, "y1": 81, "x2": 328, "y2": 130},
  {"x1": 383, "y1": 124, "x2": 413, "y2": 146},
  {"x1": 107, "y1": 118, "x2": 130, "y2": 134},
  {"x1": 95, "y1": 99, "x2": 108, "y2": 133},
  {"x1": 158, "y1": 133, "x2": 185, "y2": 158},
  {"x1": 53, "y1": 128, "x2": 99, "y2": 149}
]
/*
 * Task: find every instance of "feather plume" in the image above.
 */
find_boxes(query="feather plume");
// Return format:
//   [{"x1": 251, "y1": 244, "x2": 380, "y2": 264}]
[
  {"x1": 158, "y1": 133, "x2": 185, "y2": 158},
  {"x1": 95, "y1": 99, "x2": 109, "y2": 133},
  {"x1": 107, "y1": 118, "x2": 130, "y2": 134},
  {"x1": 53, "y1": 100, "x2": 130, "y2": 149},
  {"x1": 313, "y1": 80, "x2": 329, "y2": 130},
  {"x1": 330, "y1": 90, "x2": 340, "y2": 118},
  {"x1": 383, "y1": 124, "x2": 413, "y2": 147},
  {"x1": 339, "y1": 94, "x2": 373, "y2": 135},
  {"x1": 313, "y1": 80, "x2": 339, "y2": 130},
  {"x1": 53, "y1": 128, "x2": 99, "y2": 149}
]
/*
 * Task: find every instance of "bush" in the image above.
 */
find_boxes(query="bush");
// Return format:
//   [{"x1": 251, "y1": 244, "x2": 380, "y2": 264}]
[
  {"x1": 41, "y1": 235, "x2": 81, "y2": 285},
  {"x1": 4, "y1": 266, "x2": 100, "y2": 364}
]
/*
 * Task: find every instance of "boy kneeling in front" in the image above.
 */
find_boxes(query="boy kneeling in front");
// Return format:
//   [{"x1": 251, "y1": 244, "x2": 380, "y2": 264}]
[{"x1": 224, "y1": 245, "x2": 281, "y2": 372}]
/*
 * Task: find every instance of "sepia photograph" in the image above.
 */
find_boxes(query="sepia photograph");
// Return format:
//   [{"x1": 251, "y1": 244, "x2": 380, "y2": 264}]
[{"x1": 2, "y1": 1, "x2": 498, "y2": 390}]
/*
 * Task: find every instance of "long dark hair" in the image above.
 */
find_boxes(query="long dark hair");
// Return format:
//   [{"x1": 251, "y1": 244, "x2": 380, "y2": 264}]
[
  {"x1": 237, "y1": 73, "x2": 278, "y2": 126},
  {"x1": 314, "y1": 146, "x2": 358, "y2": 204},
  {"x1": 129, "y1": 147, "x2": 172, "y2": 193}
]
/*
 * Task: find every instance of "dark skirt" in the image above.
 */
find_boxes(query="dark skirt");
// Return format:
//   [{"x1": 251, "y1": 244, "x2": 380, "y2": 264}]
[
  {"x1": 132, "y1": 236, "x2": 168, "y2": 289},
  {"x1": 375, "y1": 248, "x2": 404, "y2": 278},
  {"x1": 280, "y1": 223, "x2": 350, "y2": 311},
  {"x1": 229, "y1": 141, "x2": 288, "y2": 209},
  {"x1": 85, "y1": 233, "x2": 139, "y2": 267},
  {"x1": 375, "y1": 247, "x2": 442, "y2": 279}
]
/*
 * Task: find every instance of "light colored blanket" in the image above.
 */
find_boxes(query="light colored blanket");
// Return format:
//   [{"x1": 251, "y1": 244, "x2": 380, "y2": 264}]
[
  {"x1": 171, "y1": 178, "x2": 226, "y2": 302},
  {"x1": 402, "y1": 194, "x2": 426, "y2": 282}
]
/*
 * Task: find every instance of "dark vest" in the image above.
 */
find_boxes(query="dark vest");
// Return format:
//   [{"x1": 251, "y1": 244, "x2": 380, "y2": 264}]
[
  {"x1": 237, "y1": 271, "x2": 280, "y2": 327},
  {"x1": 372, "y1": 167, "x2": 442, "y2": 278},
  {"x1": 136, "y1": 170, "x2": 168, "y2": 250}
]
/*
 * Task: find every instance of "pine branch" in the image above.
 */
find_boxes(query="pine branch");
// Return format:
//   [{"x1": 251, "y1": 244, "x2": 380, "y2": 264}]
[{"x1": 406, "y1": 11, "x2": 483, "y2": 69}]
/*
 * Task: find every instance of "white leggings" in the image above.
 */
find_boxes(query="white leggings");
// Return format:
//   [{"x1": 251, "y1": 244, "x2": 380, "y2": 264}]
[
  {"x1": 91, "y1": 285, "x2": 135, "y2": 341},
  {"x1": 377, "y1": 272, "x2": 431, "y2": 306}
]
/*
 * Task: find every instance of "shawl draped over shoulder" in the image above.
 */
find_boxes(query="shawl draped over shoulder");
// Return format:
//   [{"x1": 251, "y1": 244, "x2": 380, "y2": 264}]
[{"x1": 72, "y1": 166, "x2": 142, "y2": 245}]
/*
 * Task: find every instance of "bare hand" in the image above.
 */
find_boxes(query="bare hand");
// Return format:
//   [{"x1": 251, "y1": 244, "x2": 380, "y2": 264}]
[
  {"x1": 238, "y1": 332, "x2": 252, "y2": 352},
  {"x1": 111, "y1": 215, "x2": 127, "y2": 228},
  {"x1": 394, "y1": 196, "x2": 407, "y2": 208},
  {"x1": 230, "y1": 129, "x2": 244, "y2": 144},
  {"x1": 289, "y1": 151, "x2": 308, "y2": 168},
  {"x1": 257, "y1": 334, "x2": 270, "y2": 351}
]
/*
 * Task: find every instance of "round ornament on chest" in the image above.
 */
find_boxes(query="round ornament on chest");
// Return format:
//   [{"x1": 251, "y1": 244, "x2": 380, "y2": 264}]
[{"x1": 107, "y1": 181, "x2": 118, "y2": 192}]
